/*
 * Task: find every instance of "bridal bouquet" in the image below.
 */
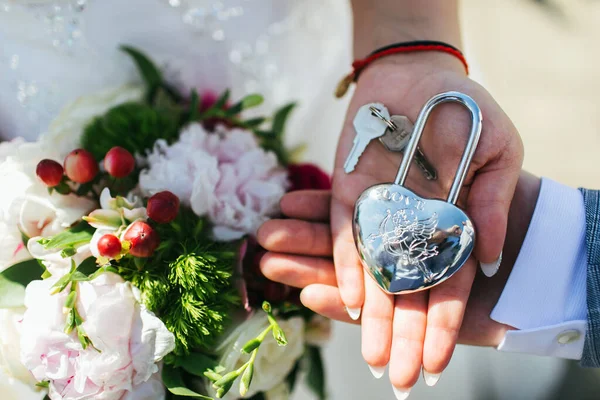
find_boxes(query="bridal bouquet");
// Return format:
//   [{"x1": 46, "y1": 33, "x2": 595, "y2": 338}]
[{"x1": 0, "y1": 47, "x2": 331, "y2": 400}]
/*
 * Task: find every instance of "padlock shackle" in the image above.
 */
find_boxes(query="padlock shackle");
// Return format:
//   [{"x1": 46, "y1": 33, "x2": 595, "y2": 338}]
[{"x1": 393, "y1": 91, "x2": 483, "y2": 205}]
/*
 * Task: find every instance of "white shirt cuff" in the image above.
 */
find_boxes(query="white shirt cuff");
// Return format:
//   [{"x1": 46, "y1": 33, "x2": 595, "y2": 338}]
[{"x1": 491, "y1": 177, "x2": 588, "y2": 359}]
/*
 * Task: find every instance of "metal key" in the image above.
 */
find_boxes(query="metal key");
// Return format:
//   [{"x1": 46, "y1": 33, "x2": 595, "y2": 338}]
[
  {"x1": 344, "y1": 103, "x2": 389, "y2": 173},
  {"x1": 371, "y1": 109, "x2": 438, "y2": 181}
]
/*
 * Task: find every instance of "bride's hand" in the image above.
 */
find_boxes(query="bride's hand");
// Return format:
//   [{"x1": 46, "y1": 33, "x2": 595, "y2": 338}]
[
  {"x1": 258, "y1": 189, "x2": 512, "y2": 345},
  {"x1": 328, "y1": 55, "x2": 523, "y2": 391}
]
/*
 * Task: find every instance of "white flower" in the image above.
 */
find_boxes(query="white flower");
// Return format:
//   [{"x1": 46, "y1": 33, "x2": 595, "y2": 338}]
[
  {"x1": 139, "y1": 123, "x2": 288, "y2": 240},
  {"x1": 304, "y1": 315, "x2": 332, "y2": 346},
  {"x1": 0, "y1": 308, "x2": 37, "y2": 388},
  {"x1": 27, "y1": 238, "x2": 91, "y2": 277},
  {"x1": 265, "y1": 382, "x2": 291, "y2": 400},
  {"x1": 0, "y1": 139, "x2": 96, "y2": 272},
  {"x1": 41, "y1": 85, "x2": 144, "y2": 159},
  {"x1": 212, "y1": 313, "x2": 305, "y2": 399},
  {"x1": 20, "y1": 273, "x2": 175, "y2": 400}
]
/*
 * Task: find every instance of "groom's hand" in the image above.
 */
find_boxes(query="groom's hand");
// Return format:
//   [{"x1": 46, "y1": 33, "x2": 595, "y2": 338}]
[{"x1": 331, "y1": 54, "x2": 523, "y2": 390}]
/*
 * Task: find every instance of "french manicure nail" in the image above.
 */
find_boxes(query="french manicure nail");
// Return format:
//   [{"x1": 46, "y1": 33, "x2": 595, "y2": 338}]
[
  {"x1": 346, "y1": 307, "x2": 361, "y2": 320},
  {"x1": 422, "y1": 370, "x2": 442, "y2": 386},
  {"x1": 368, "y1": 364, "x2": 386, "y2": 379},
  {"x1": 392, "y1": 386, "x2": 411, "y2": 400},
  {"x1": 480, "y1": 251, "x2": 503, "y2": 277}
]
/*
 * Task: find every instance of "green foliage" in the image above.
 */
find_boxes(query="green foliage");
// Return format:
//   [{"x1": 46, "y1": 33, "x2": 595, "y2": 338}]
[
  {"x1": 81, "y1": 102, "x2": 181, "y2": 161},
  {"x1": 0, "y1": 259, "x2": 45, "y2": 308},
  {"x1": 39, "y1": 222, "x2": 94, "y2": 251},
  {"x1": 305, "y1": 346, "x2": 326, "y2": 400},
  {"x1": 208, "y1": 302, "x2": 288, "y2": 398},
  {"x1": 117, "y1": 207, "x2": 240, "y2": 355},
  {"x1": 255, "y1": 103, "x2": 297, "y2": 165},
  {"x1": 162, "y1": 364, "x2": 213, "y2": 399}
]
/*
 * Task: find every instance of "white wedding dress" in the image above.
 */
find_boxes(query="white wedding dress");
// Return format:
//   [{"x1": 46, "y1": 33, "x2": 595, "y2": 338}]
[{"x1": 0, "y1": 1, "x2": 567, "y2": 399}]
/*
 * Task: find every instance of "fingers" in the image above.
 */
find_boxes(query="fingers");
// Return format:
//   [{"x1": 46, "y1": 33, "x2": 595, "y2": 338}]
[
  {"x1": 257, "y1": 219, "x2": 332, "y2": 257},
  {"x1": 422, "y1": 259, "x2": 477, "y2": 375},
  {"x1": 467, "y1": 104, "x2": 523, "y2": 267},
  {"x1": 300, "y1": 284, "x2": 358, "y2": 325},
  {"x1": 260, "y1": 253, "x2": 337, "y2": 288},
  {"x1": 280, "y1": 190, "x2": 331, "y2": 221},
  {"x1": 468, "y1": 163, "x2": 519, "y2": 265},
  {"x1": 331, "y1": 197, "x2": 365, "y2": 316},
  {"x1": 361, "y1": 271, "x2": 394, "y2": 371},
  {"x1": 388, "y1": 292, "x2": 428, "y2": 395}
]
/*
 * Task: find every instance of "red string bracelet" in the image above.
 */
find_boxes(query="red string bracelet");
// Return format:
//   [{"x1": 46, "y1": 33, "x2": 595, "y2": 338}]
[{"x1": 335, "y1": 41, "x2": 469, "y2": 98}]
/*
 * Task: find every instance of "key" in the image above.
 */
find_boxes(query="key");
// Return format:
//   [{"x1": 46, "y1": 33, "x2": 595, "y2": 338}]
[
  {"x1": 379, "y1": 115, "x2": 438, "y2": 181},
  {"x1": 344, "y1": 103, "x2": 389, "y2": 174}
]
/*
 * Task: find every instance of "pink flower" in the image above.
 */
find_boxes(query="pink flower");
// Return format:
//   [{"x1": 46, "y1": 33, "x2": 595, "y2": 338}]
[
  {"x1": 287, "y1": 163, "x2": 331, "y2": 191},
  {"x1": 20, "y1": 273, "x2": 174, "y2": 400},
  {"x1": 140, "y1": 123, "x2": 288, "y2": 241}
]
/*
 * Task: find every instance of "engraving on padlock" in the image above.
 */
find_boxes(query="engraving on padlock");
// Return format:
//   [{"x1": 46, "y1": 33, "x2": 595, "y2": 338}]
[{"x1": 353, "y1": 91, "x2": 483, "y2": 294}]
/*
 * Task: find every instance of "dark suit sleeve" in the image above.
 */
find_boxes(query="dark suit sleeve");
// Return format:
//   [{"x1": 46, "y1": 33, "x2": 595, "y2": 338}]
[{"x1": 579, "y1": 188, "x2": 600, "y2": 367}]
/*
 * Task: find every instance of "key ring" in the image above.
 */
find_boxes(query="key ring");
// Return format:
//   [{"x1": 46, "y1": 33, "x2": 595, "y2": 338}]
[{"x1": 369, "y1": 106, "x2": 397, "y2": 130}]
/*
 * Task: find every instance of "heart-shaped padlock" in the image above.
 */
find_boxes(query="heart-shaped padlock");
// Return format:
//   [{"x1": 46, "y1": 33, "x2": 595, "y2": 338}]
[{"x1": 353, "y1": 91, "x2": 483, "y2": 294}]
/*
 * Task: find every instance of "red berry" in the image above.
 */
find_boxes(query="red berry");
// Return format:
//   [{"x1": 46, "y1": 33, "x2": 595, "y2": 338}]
[
  {"x1": 36, "y1": 159, "x2": 64, "y2": 187},
  {"x1": 147, "y1": 191, "x2": 180, "y2": 224},
  {"x1": 123, "y1": 221, "x2": 160, "y2": 258},
  {"x1": 104, "y1": 146, "x2": 135, "y2": 178},
  {"x1": 97, "y1": 234, "x2": 122, "y2": 258},
  {"x1": 64, "y1": 149, "x2": 99, "y2": 184}
]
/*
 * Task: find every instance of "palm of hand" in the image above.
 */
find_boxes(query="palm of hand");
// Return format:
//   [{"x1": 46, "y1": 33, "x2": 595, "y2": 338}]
[{"x1": 331, "y1": 62, "x2": 523, "y2": 389}]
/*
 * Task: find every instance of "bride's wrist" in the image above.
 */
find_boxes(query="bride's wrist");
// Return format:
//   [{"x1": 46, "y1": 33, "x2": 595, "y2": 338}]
[{"x1": 351, "y1": 0, "x2": 462, "y2": 58}]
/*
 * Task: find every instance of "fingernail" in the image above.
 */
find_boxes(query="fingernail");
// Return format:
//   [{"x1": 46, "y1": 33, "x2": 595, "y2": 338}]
[
  {"x1": 423, "y1": 370, "x2": 442, "y2": 386},
  {"x1": 480, "y1": 251, "x2": 503, "y2": 277},
  {"x1": 367, "y1": 364, "x2": 386, "y2": 379},
  {"x1": 392, "y1": 386, "x2": 411, "y2": 400},
  {"x1": 346, "y1": 307, "x2": 361, "y2": 320}
]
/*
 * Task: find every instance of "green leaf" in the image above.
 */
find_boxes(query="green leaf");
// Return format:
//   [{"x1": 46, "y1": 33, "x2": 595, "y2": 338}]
[
  {"x1": 162, "y1": 365, "x2": 213, "y2": 399},
  {"x1": 42, "y1": 223, "x2": 94, "y2": 250},
  {"x1": 242, "y1": 94, "x2": 264, "y2": 109},
  {"x1": 61, "y1": 247, "x2": 77, "y2": 258},
  {"x1": 271, "y1": 103, "x2": 296, "y2": 137},
  {"x1": 176, "y1": 352, "x2": 219, "y2": 377},
  {"x1": 36, "y1": 381, "x2": 49, "y2": 389},
  {"x1": 78, "y1": 257, "x2": 98, "y2": 276},
  {"x1": 241, "y1": 117, "x2": 266, "y2": 129},
  {"x1": 226, "y1": 94, "x2": 264, "y2": 116},
  {"x1": 305, "y1": 346, "x2": 326, "y2": 400},
  {"x1": 188, "y1": 90, "x2": 200, "y2": 122},
  {"x1": 121, "y1": 46, "x2": 163, "y2": 92},
  {"x1": 212, "y1": 90, "x2": 230, "y2": 111},
  {"x1": 0, "y1": 275, "x2": 26, "y2": 308},
  {"x1": 286, "y1": 360, "x2": 301, "y2": 393},
  {"x1": 1, "y1": 259, "x2": 44, "y2": 287}
]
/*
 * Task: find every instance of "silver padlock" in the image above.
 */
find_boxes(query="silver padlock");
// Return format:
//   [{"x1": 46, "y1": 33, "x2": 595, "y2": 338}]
[{"x1": 352, "y1": 91, "x2": 483, "y2": 294}]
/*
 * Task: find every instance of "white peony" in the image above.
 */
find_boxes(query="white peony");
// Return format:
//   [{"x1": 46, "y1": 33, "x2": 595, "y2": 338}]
[
  {"x1": 212, "y1": 313, "x2": 305, "y2": 400},
  {"x1": 20, "y1": 272, "x2": 175, "y2": 400},
  {"x1": 0, "y1": 139, "x2": 96, "y2": 273},
  {"x1": 0, "y1": 308, "x2": 37, "y2": 388},
  {"x1": 139, "y1": 123, "x2": 288, "y2": 241}
]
